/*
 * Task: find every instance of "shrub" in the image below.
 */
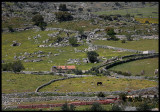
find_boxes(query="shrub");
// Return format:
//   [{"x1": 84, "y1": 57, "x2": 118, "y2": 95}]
[
  {"x1": 111, "y1": 104, "x2": 123, "y2": 111},
  {"x1": 73, "y1": 69, "x2": 82, "y2": 75},
  {"x1": 89, "y1": 102, "x2": 105, "y2": 111},
  {"x1": 7, "y1": 26, "x2": 14, "y2": 32},
  {"x1": 69, "y1": 37, "x2": 78, "y2": 47},
  {"x1": 61, "y1": 102, "x2": 75, "y2": 111},
  {"x1": 121, "y1": 39, "x2": 126, "y2": 43},
  {"x1": 97, "y1": 92, "x2": 105, "y2": 97},
  {"x1": 59, "y1": 4, "x2": 68, "y2": 11},
  {"x1": 55, "y1": 11, "x2": 73, "y2": 22},
  {"x1": 87, "y1": 51, "x2": 99, "y2": 63},
  {"x1": 32, "y1": 14, "x2": 47, "y2": 31},
  {"x1": 12, "y1": 60, "x2": 25, "y2": 73},
  {"x1": 2, "y1": 62, "x2": 13, "y2": 71}
]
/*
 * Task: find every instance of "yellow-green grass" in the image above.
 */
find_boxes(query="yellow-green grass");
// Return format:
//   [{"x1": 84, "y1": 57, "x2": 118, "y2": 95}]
[
  {"x1": 93, "y1": 39, "x2": 159, "y2": 52},
  {"x1": 2, "y1": 72, "x2": 64, "y2": 94},
  {"x1": 2, "y1": 29, "x2": 135, "y2": 71},
  {"x1": 109, "y1": 57, "x2": 159, "y2": 77},
  {"x1": 135, "y1": 17, "x2": 159, "y2": 24},
  {"x1": 48, "y1": 20, "x2": 102, "y2": 31},
  {"x1": 40, "y1": 76, "x2": 157, "y2": 93},
  {"x1": 93, "y1": 6, "x2": 158, "y2": 18}
]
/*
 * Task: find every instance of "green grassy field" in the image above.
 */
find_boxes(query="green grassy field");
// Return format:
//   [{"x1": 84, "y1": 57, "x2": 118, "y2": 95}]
[
  {"x1": 2, "y1": 29, "x2": 136, "y2": 71},
  {"x1": 39, "y1": 76, "x2": 157, "y2": 93},
  {"x1": 93, "y1": 6, "x2": 158, "y2": 18},
  {"x1": 93, "y1": 39, "x2": 159, "y2": 52},
  {"x1": 109, "y1": 57, "x2": 159, "y2": 77},
  {"x1": 2, "y1": 72, "x2": 63, "y2": 94}
]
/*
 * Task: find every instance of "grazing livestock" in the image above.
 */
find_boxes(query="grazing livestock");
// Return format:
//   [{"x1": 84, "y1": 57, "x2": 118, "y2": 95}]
[{"x1": 97, "y1": 82, "x2": 102, "y2": 86}]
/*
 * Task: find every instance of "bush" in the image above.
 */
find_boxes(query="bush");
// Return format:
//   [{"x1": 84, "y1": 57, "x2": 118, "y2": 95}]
[
  {"x1": 97, "y1": 92, "x2": 105, "y2": 97},
  {"x1": 32, "y1": 14, "x2": 47, "y2": 31},
  {"x1": 111, "y1": 104, "x2": 123, "y2": 111},
  {"x1": 69, "y1": 37, "x2": 78, "y2": 46},
  {"x1": 2, "y1": 61, "x2": 25, "y2": 73},
  {"x1": 121, "y1": 39, "x2": 126, "y2": 43},
  {"x1": 12, "y1": 60, "x2": 25, "y2": 73},
  {"x1": 59, "y1": 4, "x2": 68, "y2": 11},
  {"x1": 87, "y1": 51, "x2": 99, "y2": 63},
  {"x1": 55, "y1": 11, "x2": 73, "y2": 22},
  {"x1": 73, "y1": 69, "x2": 82, "y2": 75},
  {"x1": 61, "y1": 102, "x2": 75, "y2": 111},
  {"x1": 7, "y1": 26, "x2": 14, "y2": 32},
  {"x1": 89, "y1": 102, "x2": 105, "y2": 111},
  {"x1": 2, "y1": 62, "x2": 13, "y2": 71}
]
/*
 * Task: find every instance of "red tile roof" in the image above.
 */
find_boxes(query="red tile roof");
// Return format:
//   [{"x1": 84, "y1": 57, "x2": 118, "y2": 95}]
[{"x1": 57, "y1": 66, "x2": 76, "y2": 70}]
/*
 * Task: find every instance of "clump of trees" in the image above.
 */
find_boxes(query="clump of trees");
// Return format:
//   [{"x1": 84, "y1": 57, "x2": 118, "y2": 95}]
[
  {"x1": 2, "y1": 60, "x2": 25, "y2": 73},
  {"x1": 32, "y1": 14, "x2": 47, "y2": 31},
  {"x1": 61, "y1": 102, "x2": 75, "y2": 111},
  {"x1": 87, "y1": 51, "x2": 99, "y2": 63},
  {"x1": 105, "y1": 27, "x2": 119, "y2": 41},
  {"x1": 55, "y1": 11, "x2": 73, "y2": 22},
  {"x1": 59, "y1": 4, "x2": 69, "y2": 11}
]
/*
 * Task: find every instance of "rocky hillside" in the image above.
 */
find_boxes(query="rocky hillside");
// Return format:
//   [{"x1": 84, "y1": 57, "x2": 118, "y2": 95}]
[{"x1": 2, "y1": 2, "x2": 158, "y2": 25}]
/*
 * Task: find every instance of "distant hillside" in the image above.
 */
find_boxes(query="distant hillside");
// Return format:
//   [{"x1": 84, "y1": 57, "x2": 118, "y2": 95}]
[{"x1": 2, "y1": 2, "x2": 158, "y2": 29}]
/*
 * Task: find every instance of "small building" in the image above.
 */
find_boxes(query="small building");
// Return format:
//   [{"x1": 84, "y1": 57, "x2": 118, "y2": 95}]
[{"x1": 51, "y1": 65, "x2": 76, "y2": 73}]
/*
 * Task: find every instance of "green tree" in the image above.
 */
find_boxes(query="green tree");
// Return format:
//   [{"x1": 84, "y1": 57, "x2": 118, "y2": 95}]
[
  {"x1": 11, "y1": 60, "x2": 25, "y2": 73},
  {"x1": 89, "y1": 102, "x2": 105, "y2": 111},
  {"x1": 61, "y1": 102, "x2": 75, "y2": 111},
  {"x1": 126, "y1": 34, "x2": 133, "y2": 41},
  {"x1": 59, "y1": 4, "x2": 68, "y2": 11},
  {"x1": 87, "y1": 51, "x2": 99, "y2": 63},
  {"x1": 69, "y1": 37, "x2": 78, "y2": 46},
  {"x1": 121, "y1": 39, "x2": 126, "y2": 43},
  {"x1": 55, "y1": 11, "x2": 73, "y2": 22},
  {"x1": 7, "y1": 26, "x2": 14, "y2": 32},
  {"x1": 32, "y1": 14, "x2": 47, "y2": 31}
]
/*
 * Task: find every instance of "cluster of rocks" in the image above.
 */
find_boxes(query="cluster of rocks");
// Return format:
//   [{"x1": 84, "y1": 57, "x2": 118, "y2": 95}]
[
  {"x1": 67, "y1": 58, "x2": 90, "y2": 64},
  {"x1": 13, "y1": 51, "x2": 50, "y2": 62},
  {"x1": 10, "y1": 41, "x2": 21, "y2": 47}
]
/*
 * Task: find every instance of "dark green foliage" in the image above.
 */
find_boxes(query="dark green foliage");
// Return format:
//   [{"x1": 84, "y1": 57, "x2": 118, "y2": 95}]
[
  {"x1": 125, "y1": 14, "x2": 130, "y2": 18},
  {"x1": 32, "y1": 14, "x2": 47, "y2": 31},
  {"x1": 121, "y1": 39, "x2": 126, "y2": 43},
  {"x1": 8, "y1": 26, "x2": 14, "y2": 32},
  {"x1": 12, "y1": 60, "x2": 25, "y2": 73},
  {"x1": 73, "y1": 69, "x2": 82, "y2": 75},
  {"x1": 97, "y1": 92, "x2": 105, "y2": 97},
  {"x1": 55, "y1": 11, "x2": 73, "y2": 22},
  {"x1": 61, "y1": 102, "x2": 75, "y2": 111},
  {"x1": 102, "y1": 70, "x2": 110, "y2": 76},
  {"x1": 119, "y1": 93, "x2": 127, "y2": 102},
  {"x1": 2, "y1": 61, "x2": 25, "y2": 73},
  {"x1": 69, "y1": 37, "x2": 78, "y2": 46},
  {"x1": 89, "y1": 102, "x2": 105, "y2": 111},
  {"x1": 59, "y1": 4, "x2": 68, "y2": 11},
  {"x1": 137, "y1": 102, "x2": 151, "y2": 111},
  {"x1": 87, "y1": 51, "x2": 99, "y2": 63},
  {"x1": 2, "y1": 62, "x2": 13, "y2": 71},
  {"x1": 55, "y1": 36, "x2": 63, "y2": 43},
  {"x1": 111, "y1": 104, "x2": 123, "y2": 111}
]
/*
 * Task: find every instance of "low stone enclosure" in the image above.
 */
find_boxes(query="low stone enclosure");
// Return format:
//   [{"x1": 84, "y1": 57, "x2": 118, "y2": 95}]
[{"x1": 91, "y1": 53, "x2": 159, "y2": 71}]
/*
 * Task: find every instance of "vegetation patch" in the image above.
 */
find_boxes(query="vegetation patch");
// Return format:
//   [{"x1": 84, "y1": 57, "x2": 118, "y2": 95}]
[{"x1": 39, "y1": 76, "x2": 157, "y2": 92}]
